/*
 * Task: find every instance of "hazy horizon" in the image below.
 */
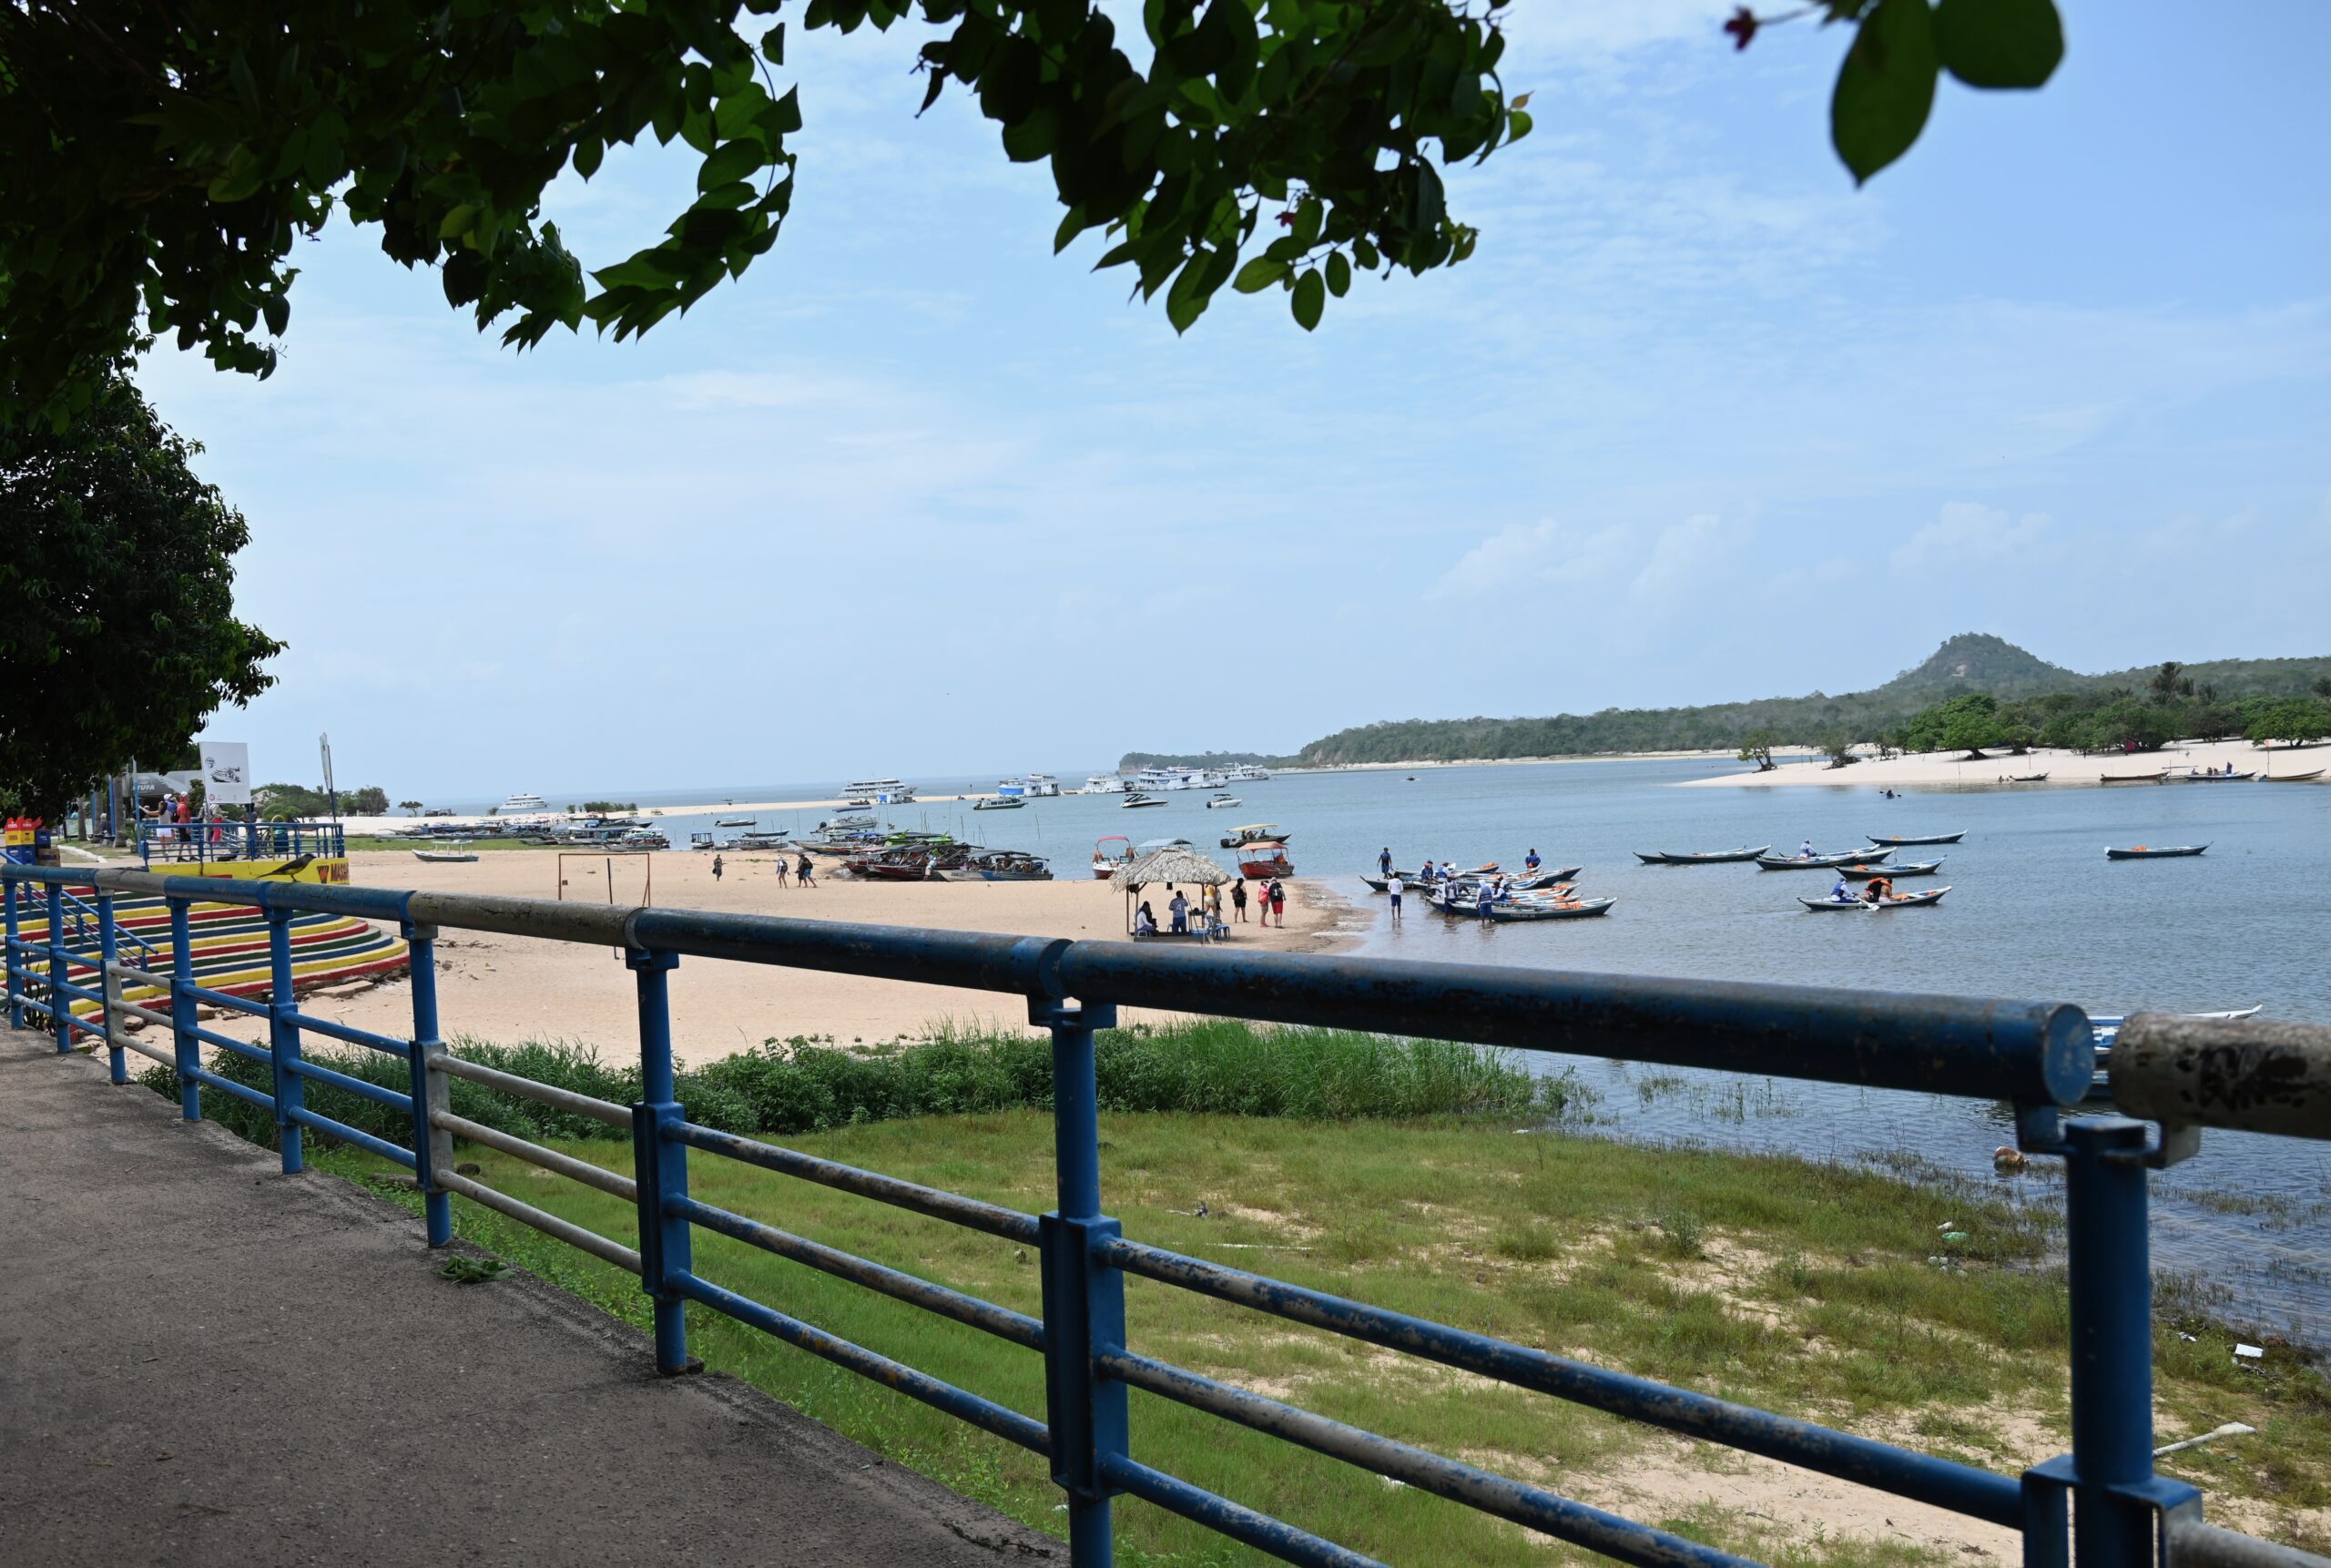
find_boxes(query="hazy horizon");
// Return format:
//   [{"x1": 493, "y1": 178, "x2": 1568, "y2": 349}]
[{"x1": 137, "y1": 1, "x2": 2328, "y2": 799}]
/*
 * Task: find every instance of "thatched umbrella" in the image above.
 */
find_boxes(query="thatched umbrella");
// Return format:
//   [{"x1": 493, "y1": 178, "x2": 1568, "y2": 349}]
[{"x1": 1111, "y1": 845, "x2": 1231, "y2": 934}]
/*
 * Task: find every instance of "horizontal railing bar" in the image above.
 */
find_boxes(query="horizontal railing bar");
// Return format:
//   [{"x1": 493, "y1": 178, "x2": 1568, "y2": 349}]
[
  {"x1": 184, "y1": 1063, "x2": 275, "y2": 1115},
  {"x1": 433, "y1": 1112, "x2": 638, "y2": 1201},
  {"x1": 114, "y1": 1031, "x2": 178, "y2": 1069},
  {"x1": 1103, "y1": 1237, "x2": 2022, "y2": 1528},
  {"x1": 672, "y1": 1196, "x2": 1043, "y2": 1351},
  {"x1": 669, "y1": 1270, "x2": 1049, "y2": 1454},
  {"x1": 286, "y1": 1012, "x2": 413, "y2": 1058},
  {"x1": 113, "y1": 999, "x2": 173, "y2": 1032},
  {"x1": 188, "y1": 1026, "x2": 271, "y2": 1064},
  {"x1": 62, "y1": 1010, "x2": 107, "y2": 1042},
  {"x1": 436, "y1": 1171, "x2": 641, "y2": 1273},
  {"x1": 2168, "y1": 1518, "x2": 2331, "y2": 1568},
  {"x1": 1096, "y1": 1452, "x2": 1391, "y2": 1568},
  {"x1": 671, "y1": 1120, "x2": 1043, "y2": 1245},
  {"x1": 184, "y1": 983, "x2": 270, "y2": 1020},
  {"x1": 433, "y1": 1054, "x2": 630, "y2": 1128},
  {"x1": 2112, "y1": 1014, "x2": 2331, "y2": 1140},
  {"x1": 49, "y1": 976, "x2": 107, "y2": 1006},
  {"x1": 284, "y1": 1056, "x2": 415, "y2": 1113},
  {"x1": 284, "y1": 1106, "x2": 418, "y2": 1169},
  {"x1": 1104, "y1": 1349, "x2": 1745, "y2": 1568},
  {"x1": 107, "y1": 961, "x2": 169, "y2": 993},
  {"x1": 16, "y1": 994, "x2": 56, "y2": 1019}
]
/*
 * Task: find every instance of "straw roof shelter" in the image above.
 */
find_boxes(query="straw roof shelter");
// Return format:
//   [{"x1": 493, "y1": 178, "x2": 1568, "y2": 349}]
[{"x1": 1111, "y1": 845, "x2": 1232, "y2": 935}]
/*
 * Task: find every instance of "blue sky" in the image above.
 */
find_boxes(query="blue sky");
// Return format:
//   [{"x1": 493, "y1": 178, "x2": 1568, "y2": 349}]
[{"x1": 141, "y1": 0, "x2": 2331, "y2": 799}]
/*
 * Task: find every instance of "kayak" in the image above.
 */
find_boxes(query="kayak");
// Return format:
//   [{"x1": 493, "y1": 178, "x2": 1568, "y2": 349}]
[
  {"x1": 1634, "y1": 847, "x2": 1769, "y2": 864},
  {"x1": 1834, "y1": 858, "x2": 1944, "y2": 878},
  {"x1": 2104, "y1": 844, "x2": 2207, "y2": 860},
  {"x1": 1484, "y1": 897, "x2": 1615, "y2": 921},
  {"x1": 1864, "y1": 831, "x2": 1964, "y2": 846},
  {"x1": 1756, "y1": 848, "x2": 1896, "y2": 871}
]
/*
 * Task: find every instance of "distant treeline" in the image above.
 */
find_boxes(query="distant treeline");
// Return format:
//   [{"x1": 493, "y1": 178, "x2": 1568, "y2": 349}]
[
  {"x1": 1125, "y1": 636, "x2": 2331, "y2": 768},
  {"x1": 1886, "y1": 683, "x2": 2331, "y2": 758},
  {"x1": 1117, "y1": 749, "x2": 1301, "y2": 770}
]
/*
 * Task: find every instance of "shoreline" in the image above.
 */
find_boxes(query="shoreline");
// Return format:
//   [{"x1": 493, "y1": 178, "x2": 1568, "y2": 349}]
[{"x1": 1678, "y1": 738, "x2": 2322, "y2": 790}]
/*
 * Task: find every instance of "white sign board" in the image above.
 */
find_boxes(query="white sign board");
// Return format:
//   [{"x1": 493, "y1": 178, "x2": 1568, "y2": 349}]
[{"x1": 199, "y1": 741, "x2": 252, "y2": 805}]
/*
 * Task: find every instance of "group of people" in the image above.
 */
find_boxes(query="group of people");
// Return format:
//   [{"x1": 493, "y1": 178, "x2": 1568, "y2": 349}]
[
  {"x1": 1135, "y1": 876, "x2": 1285, "y2": 938},
  {"x1": 1376, "y1": 846, "x2": 1552, "y2": 922},
  {"x1": 1827, "y1": 872, "x2": 1896, "y2": 904},
  {"x1": 707, "y1": 852, "x2": 816, "y2": 887}
]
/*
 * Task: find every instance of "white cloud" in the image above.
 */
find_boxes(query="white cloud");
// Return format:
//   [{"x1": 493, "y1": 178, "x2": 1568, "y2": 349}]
[
  {"x1": 1890, "y1": 503, "x2": 2052, "y2": 572},
  {"x1": 1629, "y1": 512, "x2": 1754, "y2": 600},
  {"x1": 1430, "y1": 518, "x2": 1634, "y2": 599}
]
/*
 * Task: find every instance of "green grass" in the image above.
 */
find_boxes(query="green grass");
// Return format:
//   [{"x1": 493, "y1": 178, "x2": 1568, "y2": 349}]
[{"x1": 289, "y1": 1107, "x2": 2331, "y2": 1565}]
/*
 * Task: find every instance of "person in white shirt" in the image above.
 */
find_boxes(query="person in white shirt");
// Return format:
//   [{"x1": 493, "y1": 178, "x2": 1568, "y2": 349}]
[{"x1": 1387, "y1": 873, "x2": 1404, "y2": 921}]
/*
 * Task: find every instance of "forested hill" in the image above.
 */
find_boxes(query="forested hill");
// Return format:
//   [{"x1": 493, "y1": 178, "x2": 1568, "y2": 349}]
[{"x1": 1121, "y1": 636, "x2": 2331, "y2": 769}]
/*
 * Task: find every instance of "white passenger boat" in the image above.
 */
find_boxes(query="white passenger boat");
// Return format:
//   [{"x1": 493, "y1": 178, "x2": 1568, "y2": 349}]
[
  {"x1": 497, "y1": 791, "x2": 551, "y2": 814},
  {"x1": 840, "y1": 778, "x2": 917, "y2": 806},
  {"x1": 1079, "y1": 775, "x2": 1127, "y2": 795}
]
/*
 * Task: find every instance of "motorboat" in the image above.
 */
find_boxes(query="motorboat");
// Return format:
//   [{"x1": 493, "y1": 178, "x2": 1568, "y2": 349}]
[
  {"x1": 1228, "y1": 764, "x2": 1271, "y2": 782},
  {"x1": 2105, "y1": 844, "x2": 2207, "y2": 860},
  {"x1": 840, "y1": 778, "x2": 917, "y2": 806},
  {"x1": 1236, "y1": 842, "x2": 1294, "y2": 879},
  {"x1": 1218, "y1": 822, "x2": 1287, "y2": 849},
  {"x1": 940, "y1": 850, "x2": 1054, "y2": 881},
  {"x1": 1864, "y1": 831, "x2": 1964, "y2": 847},
  {"x1": 1633, "y1": 847, "x2": 1770, "y2": 865},
  {"x1": 1121, "y1": 792, "x2": 1166, "y2": 809},
  {"x1": 1092, "y1": 835, "x2": 1134, "y2": 880},
  {"x1": 1798, "y1": 886, "x2": 1950, "y2": 911},
  {"x1": 497, "y1": 792, "x2": 551, "y2": 814},
  {"x1": 1079, "y1": 775, "x2": 1126, "y2": 794},
  {"x1": 972, "y1": 797, "x2": 1025, "y2": 811},
  {"x1": 1205, "y1": 794, "x2": 1243, "y2": 809}
]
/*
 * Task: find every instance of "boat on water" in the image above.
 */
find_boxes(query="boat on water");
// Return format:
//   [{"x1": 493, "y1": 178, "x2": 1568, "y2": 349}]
[
  {"x1": 1218, "y1": 822, "x2": 1288, "y2": 849},
  {"x1": 1228, "y1": 764, "x2": 1271, "y2": 782},
  {"x1": 2006, "y1": 772, "x2": 2051, "y2": 783},
  {"x1": 2099, "y1": 770, "x2": 2165, "y2": 784},
  {"x1": 1865, "y1": 831, "x2": 1964, "y2": 846},
  {"x1": 1756, "y1": 848, "x2": 1896, "y2": 871},
  {"x1": 1120, "y1": 792, "x2": 1167, "y2": 809},
  {"x1": 1799, "y1": 887, "x2": 1950, "y2": 911},
  {"x1": 1836, "y1": 857, "x2": 1945, "y2": 878},
  {"x1": 715, "y1": 817, "x2": 756, "y2": 828},
  {"x1": 2177, "y1": 769, "x2": 2255, "y2": 783},
  {"x1": 940, "y1": 850, "x2": 1054, "y2": 881},
  {"x1": 1484, "y1": 897, "x2": 1614, "y2": 921},
  {"x1": 1092, "y1": 835, "x2": 1134, "y2": 880},
  {"x1": 1506, "y1": 865, "x2": 1583, "y2": 890},
  {"x1": 497, "y1": 791, "x2": 551, "y2": 814},
  {"x1": 2264, "y1": 769, "x2": 2326, "y2": 781},
  {"x1": 1205, "y1": 794, "x2": 1242, "y2": 809},
  {"x1": 1078, "y1": 775, "x2": 1126, "y2": 794},
  {"x1": 1634, "y1": 847, "x2": 1770, "y2": 865},
  {"x1": 972, "y1": 797, "x2": 1025, "y2": 810},
  {"x1": 1237, "y1": 841, "x2": 1294, "y2": 879},
  {"x1": 737, "y1": 830, "x2": 795, "y2": 851},
  {"x1": 840, "y1": 778, "x2": 917, "y2": 807},
  {"x1": 2105, "y1": 843, "x2": 2207, "y2": 860}
]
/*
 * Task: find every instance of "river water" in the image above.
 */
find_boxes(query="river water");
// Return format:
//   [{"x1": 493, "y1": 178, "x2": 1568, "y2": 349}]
[{"x1": 480, "y1": 759, "x2": 2331, "y2": 1342}]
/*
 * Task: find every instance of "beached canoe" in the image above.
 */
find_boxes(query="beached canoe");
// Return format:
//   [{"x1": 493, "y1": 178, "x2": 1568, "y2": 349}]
[
  {"x1": 2099, "y1": 770, "x2": 2165, "y2": 784},
  {"x1": 1485, "y1": 897, "x2": 1614, "y2": 921},
  {"x1": 2006, "y1": 773, "x2": 2051, "y2": 783},
  {"x1": 1634, "y1": 846, "x2": 1770, "y2": 865},
  {"x1": 412, "y1": 849, "x2": 479, "y2": 863},
  {"x1": 1835, "y1": 858, "x2": 1945, "y2": 878},
  {"x1": 1755, "y1": 848, "x2": 1896, "y2": 871},
  {"x1": 1507, "y1": 866, "x2": 1583, "y2": 890},
  {"x1": 1865, "y1": 831, "x2": 1965, "y2": 846},
  {"x1": 1798, "y1": 886, "x2": 1949, "y2": 911},
  {"x1": 2104, "y1": 844, "x2": 2207, "y2": 860},
  {"x1": 2178, "y1": 771, "x2": 2255, "y2": 783},
  {"x1": 2263, "y1": 769, "x2": 2326, "y2": 782}
]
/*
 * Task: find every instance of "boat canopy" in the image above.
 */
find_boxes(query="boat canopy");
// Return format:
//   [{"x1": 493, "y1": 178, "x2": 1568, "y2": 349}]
[{"x1": 1135, "y1": 837, "x2": 1195, "y2": 852}]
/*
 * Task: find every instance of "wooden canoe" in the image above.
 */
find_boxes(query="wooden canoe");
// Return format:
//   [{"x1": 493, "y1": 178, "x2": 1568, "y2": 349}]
[{"x1": 2104, "y1": 844, "x2": 2207, "y2": 860}]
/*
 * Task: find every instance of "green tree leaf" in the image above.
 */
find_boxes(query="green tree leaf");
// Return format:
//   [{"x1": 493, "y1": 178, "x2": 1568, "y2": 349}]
[
  {"x1": 1933, "y1": 0, "x2": 2063, "y2": 89},
  {"x1": 1831, "y1": 0, "x2": 1940, "y2": 186},
  {"x1": 1325, "y1": 250, "x2": 1350, "y2": 298},
  {"x1": 1291, "y1": 269, "x2": 1324, "y2": 331},
  {"x1": 1232, "y1": 255, "x2": 1287, "y2": 293}
]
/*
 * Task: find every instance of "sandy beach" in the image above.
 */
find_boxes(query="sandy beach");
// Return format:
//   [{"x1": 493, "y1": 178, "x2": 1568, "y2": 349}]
[
  {"x1": 1678, "y1": 738, "x2": 2325, "y2": 790},
  {"x1": 212, "y1": 850, "x2": 1363, "y2": 1066}
]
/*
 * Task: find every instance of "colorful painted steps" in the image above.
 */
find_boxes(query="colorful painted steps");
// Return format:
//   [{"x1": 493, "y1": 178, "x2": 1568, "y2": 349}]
[{"x1": 14, "y1": 891, "x2": 409, "y2": 1022}]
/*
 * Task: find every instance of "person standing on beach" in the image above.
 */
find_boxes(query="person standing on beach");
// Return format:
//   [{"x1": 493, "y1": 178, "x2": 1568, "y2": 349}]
[
  {"x1": 712, "y1": 854, "x2": 725, "y2": 883},
  {"x1": 797, "y1": 852, "x2": 816, "y2": 887},
  {"x1": 1388, "y1": 872, "x2": 1404, "y2": 922},
  {"x1": 774, "y1": 855, "x2": 789, "y2": 887},
  {"x1": 1232, "y1": 878, "x2": 1249, "y2": 923},
  {"x1": 1169, "y1": 890, "x2": 1189, "y2": 934},
  {"x1": 1268, "y1": 880, "x2": 1287, "y2": 925}
]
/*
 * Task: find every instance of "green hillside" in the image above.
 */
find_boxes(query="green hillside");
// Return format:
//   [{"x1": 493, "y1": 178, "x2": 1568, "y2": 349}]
[{"x1": 1122, "y1": 636, "x2": 2331, "y2": 769}]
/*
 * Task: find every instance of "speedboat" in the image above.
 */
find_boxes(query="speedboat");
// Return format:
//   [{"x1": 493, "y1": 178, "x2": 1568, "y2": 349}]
[
  {"x1": 1121, "y1": 792, "x2": 1166, "y2": 809},
  {"x1": 972, "y1": 797, "x2": 1025, "y2": 810},
  {"x1": 1205, "y1": 794, "x2": 1243, "y2": 809}
]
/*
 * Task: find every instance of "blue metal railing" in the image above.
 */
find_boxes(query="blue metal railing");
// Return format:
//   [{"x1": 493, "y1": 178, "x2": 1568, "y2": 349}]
[
  {"x1": 136, "y1": 818, "x2": 345, "y2": 867},
  {"x1": 4, "y1": 862, "x2": 2324, "y2": 1568}
]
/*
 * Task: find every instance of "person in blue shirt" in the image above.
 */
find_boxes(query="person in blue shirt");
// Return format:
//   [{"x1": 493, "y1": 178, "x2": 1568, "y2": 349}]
[
  {"x1": 1830, "y1": 875, "x2": 1854, "y2": 903},
  {"x1": 1524, "y1": 848, "x2": 1541, "y2": 872},
  {"x1": 1476, "y1": 881, "x2": 1495, "y2": 921},
  {"x1": 1379, "y1": 847, "x2": 1393, "y2": 877}
]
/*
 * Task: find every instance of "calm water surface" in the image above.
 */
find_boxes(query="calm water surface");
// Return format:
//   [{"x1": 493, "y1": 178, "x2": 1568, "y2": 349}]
[{"x1": 478, "y1": 760, "x2": 2331, "y2": 1341}]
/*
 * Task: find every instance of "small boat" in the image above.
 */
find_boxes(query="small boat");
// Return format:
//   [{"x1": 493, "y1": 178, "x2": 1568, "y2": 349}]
[
  {"x1": 1864, "y1": 831, "x2": 1964, "y2": 847},
  {"x1": 1835, "y1": 857, "x2": 1945, "y2": 878},
  {"x1": 1237, "y1": 842, "x2": 1295, "y2": 879},
  {"x1": 972, "y1": 797, "x2": 1025, "y2": 810},
  {"x1": 2264, "y1": 769, "x2": 2325, "y2": 782},
  {"x1": 715, "y1": 818, "x2": 756, "y2": 828},
  {"x1": 1634, "y1": 846, "x2": 1770, "y2": 865},
  {"x1": 2006, "y1": 772, "x2": 2051, "y2": 783},
  {"x1": 2105, "y1": 844, "x2": 2207, "y2": 860},
  {"x1": 2099, "y1": 770, "x2": 2165, "y2": 784},
  {"x1": 412, "y1": 846, "x2": 479, "y2": 863},
  {"x1": 2177, "y1": 769, "x2": 2255, "y2": 783},
  {"x1": 1092, "y1": 835, "x2": 1133, "y2": 880},
  {"x1": 1506, "y1": 866, "x2": 1583, "y2": 890},
  {"x1": 1484, "y1": 897, "x2": 1614, "y2": 921},
  {"x1": 1756, "y1": 848, "x2": 1895, "y2": 871},
  {"x1": 939, "y1": 850, "x2": 1054, "y2": 881},
  {"x1": 1798, "y1": 886, "x2": 1949, "y2": 911},
  {"x1": 1205, "y1": 795, "x2": 1243, "y2": 809},
  {"x1": 1218, "y1": 823, "x2": 1289, "y2": 849},
  {"x1": 1120, "y1": 792, "x2": 1167, "y2": 809}
]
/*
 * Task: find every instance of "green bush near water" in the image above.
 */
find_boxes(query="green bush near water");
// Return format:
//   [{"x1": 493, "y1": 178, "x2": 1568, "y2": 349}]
[{"x1": 138, "y1": 1020, "x2": 1568, "y2": 1152}]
